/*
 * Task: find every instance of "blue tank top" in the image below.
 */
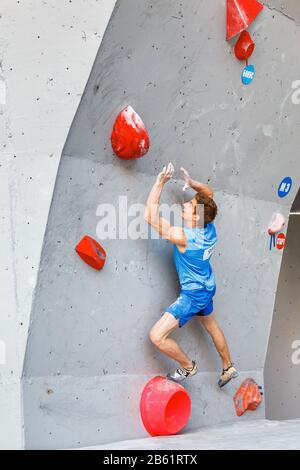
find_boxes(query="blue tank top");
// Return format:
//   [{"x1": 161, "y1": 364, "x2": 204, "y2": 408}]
[{"x1": 173, "y1": 223, "x2": 217, "y2": 291}]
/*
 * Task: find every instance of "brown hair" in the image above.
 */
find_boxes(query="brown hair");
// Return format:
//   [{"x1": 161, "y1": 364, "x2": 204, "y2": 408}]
[{"x1": 194, "y1": 193, "x2": 218, "y2": 225}]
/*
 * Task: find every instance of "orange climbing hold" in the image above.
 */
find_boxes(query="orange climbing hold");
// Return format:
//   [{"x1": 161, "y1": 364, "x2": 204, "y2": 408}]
[
  {"x1": 75, "y1": 235, "x2": 106, "y2": 270},
  {"x1": 234, "y1": 378, "x2": 262, "y2": 417},
  {"x1": 111, "y1": 105, "x2": 150, "y2": 160},
  {"x1": 226, "y1": 0, "x2": 264, "y2": 41},
  {"x1": 140, "y1": 376, "x2": 191, "y2": 436}
]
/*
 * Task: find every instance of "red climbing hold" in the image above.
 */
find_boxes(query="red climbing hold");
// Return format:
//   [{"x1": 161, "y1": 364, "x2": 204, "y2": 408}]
[
  {"x1": 140, "y1": 376, "x2": 191, "y2": 436},
  {"x1": 226, "y1": 0, "x2": 264, "y2": 41},
  {"x1": 111, "y1": 105, "x2": 150, "y2": 160},
  {"x1": 234, "y1": 31, "x2": 255, "y2": 61},
  {"x1": 75, "y1": 235, "x2": 106, "y2": 271},
  {"x1": 277, "y1": 233, "x2": 286, "y2": 250},
  {"x1": 234, "y1": 378, "x2": 262, "y2": 417}
]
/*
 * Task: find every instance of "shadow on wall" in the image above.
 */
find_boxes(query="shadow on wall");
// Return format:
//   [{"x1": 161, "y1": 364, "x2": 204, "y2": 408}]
[{"x1": 265, "y1": 188, "x2": 300, "y2": 420}]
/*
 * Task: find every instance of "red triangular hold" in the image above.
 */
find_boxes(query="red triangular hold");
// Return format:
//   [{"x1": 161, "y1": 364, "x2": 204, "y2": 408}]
[{"x1": 226, "y1": 0, "x2": 263, "y2": 41}]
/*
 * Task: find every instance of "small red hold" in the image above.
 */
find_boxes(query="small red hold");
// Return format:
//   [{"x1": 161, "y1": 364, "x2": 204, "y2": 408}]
[
  {"x1": 234, "y1": 378, "x2": 262, "y2": 417},
  {"x1": 276, "y1": 233, "x2": 286, "y2": 250},
  {"x1": 111, "y1": 105, "x2": 150, "y2": 160},
  {"x1": 75, "y1": 235, "x2": 106, "y2": 271},
  {"x1": 234, "y1": 31, "x2": 255, "y2": 61},
  {"x1": 226, "y1": 0, "x2": 264, "y2": 41}
]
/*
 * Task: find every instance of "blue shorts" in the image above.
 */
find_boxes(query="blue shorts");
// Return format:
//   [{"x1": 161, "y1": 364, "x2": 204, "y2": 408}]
[{"x1": 166, "y1": 287, "x2": 216, "y2": 328}]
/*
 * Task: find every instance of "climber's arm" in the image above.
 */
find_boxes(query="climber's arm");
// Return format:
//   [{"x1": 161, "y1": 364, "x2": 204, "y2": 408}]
[
  {"x1": 145, "y1": 213, "x2": 187, "y2": 247},
  {"x1": 189, "y1": 179, "x2": 214, "y2": 198},
  {"x1": 181, "y1": 167, "x2": 214, "y2": 198},
  {"x1": 144, "y1": 164, "x2": 187, "y2": 249}
]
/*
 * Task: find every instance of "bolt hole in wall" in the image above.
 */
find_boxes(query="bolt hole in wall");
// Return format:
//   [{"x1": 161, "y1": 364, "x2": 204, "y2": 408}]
[{"x1": 265, "y1": 188, "x2": 300, "y2": 420}]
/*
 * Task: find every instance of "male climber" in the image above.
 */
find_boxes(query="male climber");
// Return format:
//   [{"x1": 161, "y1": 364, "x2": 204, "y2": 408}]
[{"x1": 144, "y1": 163, "x2": 238, "y2": 387}]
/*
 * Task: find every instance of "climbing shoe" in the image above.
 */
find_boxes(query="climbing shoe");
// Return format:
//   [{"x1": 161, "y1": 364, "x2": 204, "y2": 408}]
[
  {"x1": 218, "y1": 364, "x2": 238, "y2": 388},
  {"x1": 167, "y1": 360, "x2": 198, "y2": 383}
]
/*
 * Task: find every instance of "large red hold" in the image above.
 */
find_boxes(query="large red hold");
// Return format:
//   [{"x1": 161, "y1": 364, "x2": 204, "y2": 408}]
[
  {"x1": 234, "y1": 378, "x2": 262, "y2": 417},
  {"x1": 140, "y1": 376, "x2": 191, "y2": 436},
  {"x1": 227, "y1": 0, "x2": 264, "y2": 41},
  {"x1": 75, "y1": 235, "x2": 106, "y2": 271},
  {"x1": 111, "y1": 105, "x2": 150, "y2": 160}
]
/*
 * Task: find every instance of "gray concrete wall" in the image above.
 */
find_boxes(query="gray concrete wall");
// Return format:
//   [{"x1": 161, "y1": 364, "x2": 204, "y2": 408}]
[
  {"x1": 0, "y1": 0, "x2": 116, "y2": 450},
  {"x1": 291, "y1": 189, "x2": 300, "y2": 212},
  {"x1": 21, "y1": 0, "x2": 300, "y2": 449},
  {"x1": 263, "y1": 0, "x2": 300, "y2": 21},
  {"x1": 265, "y1": 214, "x2": 300, "y2": 419}
]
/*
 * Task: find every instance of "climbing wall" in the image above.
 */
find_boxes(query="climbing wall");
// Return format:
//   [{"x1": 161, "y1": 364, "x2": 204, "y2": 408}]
[
  {"x1": 22, "y1": 0, "x2": 300, "y2": 449},
  {"x1": 0, "y1": 0, "x2": 117, "y2": 449},
  {"x1": 264, "y1": 209, "x2": 300, "y2": 420}
]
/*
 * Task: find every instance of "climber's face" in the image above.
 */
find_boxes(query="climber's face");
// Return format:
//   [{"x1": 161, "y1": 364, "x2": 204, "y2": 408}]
[{"x1": 181, "y1": 198, "x2": 199, "y2": 223}]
